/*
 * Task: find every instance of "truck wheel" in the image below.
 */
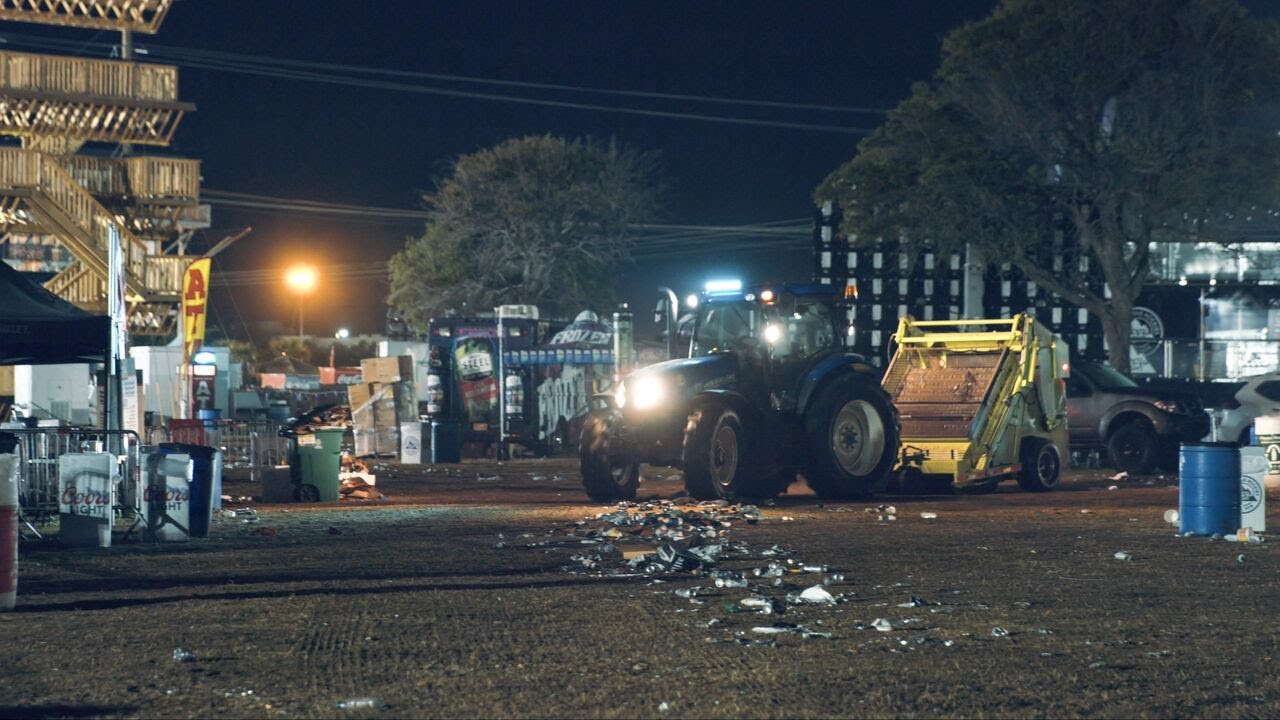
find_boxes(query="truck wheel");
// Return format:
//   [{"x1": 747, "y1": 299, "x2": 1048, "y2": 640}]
[
  {"x1": 1017, "y1": 439, "x2": 1060, "y2": 492},
  {"x1": 682, "y1": 398, "x2": 753, "y2": 500},
  {"x1": 579, "y1": 412, "x2": 639, "y2": 502},
  {"x1": 803, "y1": 374, "x2": 899, "y2": 499},
  {"x1": 1107, "y1": 421, "x2": 1157, "y2": 474}
]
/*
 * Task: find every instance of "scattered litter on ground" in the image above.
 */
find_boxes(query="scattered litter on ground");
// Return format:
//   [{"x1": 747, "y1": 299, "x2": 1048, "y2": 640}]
[
  {"x1": 750, "y1": 622, "x2": 833, "y2": 639},
  {"x1": 173, "y1": 648, "x2": 196, "y2": 662},
  {"x1": 920, "y1": 512, "x2": 938, "y2": 519},
  {"x1": 798, "y1": 585, "x2": 837, "y2": 605},
  {"x1": 991, "y1": 626, "x2": 1010, "y2": 637},
  {"x1": 336, "y1": 697, "x2": 381, "y2": 710},
  {"x1": 1163, "y1": 509, "x2": 1179, "y2": 525},
  {"x1": 1109, "y1": 471, "x2": 1129, "y2": 482},
  {"x1": 340, "y1": 472, "x2": 384, "y2": 501},
  {"x1": 1114, "y1": 551, "x2": 1132, "y2": 561}
]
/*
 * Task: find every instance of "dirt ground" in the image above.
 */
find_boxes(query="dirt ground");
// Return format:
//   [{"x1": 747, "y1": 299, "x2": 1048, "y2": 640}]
[{"x1": 3, "y1": 458, "x2": 1280, "y2": 719}]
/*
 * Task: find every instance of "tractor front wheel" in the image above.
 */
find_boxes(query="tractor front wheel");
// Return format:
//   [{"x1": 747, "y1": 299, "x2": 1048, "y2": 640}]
[
  {"x1": 682, "y1": 397, "x2": 755, "y2": 501},
  {"x1": 580, "y1": 412, "x2": 639, "y2": 502}
]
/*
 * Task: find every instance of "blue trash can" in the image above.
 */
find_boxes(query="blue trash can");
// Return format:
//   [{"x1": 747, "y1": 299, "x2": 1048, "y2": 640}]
[
  {"x1": 1179, "y1": 442, "x2": 1241, "y2": 537},
  {"x1": 158, "y1": 443, "x2": 221, "y2": 538}
]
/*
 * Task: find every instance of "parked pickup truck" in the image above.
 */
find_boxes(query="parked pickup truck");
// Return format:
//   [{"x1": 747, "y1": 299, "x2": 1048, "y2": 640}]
[{"x1": 1065, "y1": 361, "x2": 1211, "y2": 474}]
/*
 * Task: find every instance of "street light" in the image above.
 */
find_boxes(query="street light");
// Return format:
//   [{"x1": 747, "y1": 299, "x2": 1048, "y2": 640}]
[
  {"x1": 283, "y1": 264, "x2": 318, "y2": 338},
  {"x1": 330, "y1": 328, "x2": 350, "y2": 368}
]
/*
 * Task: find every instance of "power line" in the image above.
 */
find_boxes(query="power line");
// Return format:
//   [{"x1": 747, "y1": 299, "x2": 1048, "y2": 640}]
[
  {"x1": 202, "y1": 189, "x2": 814, "y2": 240},
  {"x1": 0, "y1": 32, "x2": 881, "y2": 135},
  {"x1": 0, "y1": 31, "x2": 890, "y2": 116}
]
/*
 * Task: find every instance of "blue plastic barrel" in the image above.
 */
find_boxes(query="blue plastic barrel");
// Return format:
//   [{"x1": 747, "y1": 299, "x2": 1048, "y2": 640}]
[
  {"x1": 1179, "y1": 443, "x2": 1241, "y2": 536},
  {"x1": 430, "y1": 420, "x2": 461, "y2": 463}
]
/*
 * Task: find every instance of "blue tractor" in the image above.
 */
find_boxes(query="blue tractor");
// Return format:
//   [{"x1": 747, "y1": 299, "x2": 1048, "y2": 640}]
[{"x1": 580, "y1": 280, "x2": 900, "y2": 501}]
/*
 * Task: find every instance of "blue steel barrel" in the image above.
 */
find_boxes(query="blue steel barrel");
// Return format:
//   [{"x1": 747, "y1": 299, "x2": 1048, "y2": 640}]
[{"x1": 1179, "y1": 443, "x2": 1241, "y2": 536}]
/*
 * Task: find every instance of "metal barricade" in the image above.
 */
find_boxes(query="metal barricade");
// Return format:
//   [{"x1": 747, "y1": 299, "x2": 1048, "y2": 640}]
[
  {"x1": 219, "y1": 419, "x2": 290, "y2": 471},
  {"x1": 165, "y1": 418, "x2": 289, "y2": 483},
  {"x1": 1, "y1": 427, "x2": 143, "y2": 536}
]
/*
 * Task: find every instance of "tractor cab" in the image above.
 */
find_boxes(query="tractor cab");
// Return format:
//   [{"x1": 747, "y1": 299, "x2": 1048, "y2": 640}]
[{"x1": 685, "y1": 280, "x2": 844, "y2": 408}]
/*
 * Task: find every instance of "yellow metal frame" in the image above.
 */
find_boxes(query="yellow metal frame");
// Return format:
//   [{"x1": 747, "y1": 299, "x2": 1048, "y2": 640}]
[{"x1": 884, "y1": 314, "x2": 1069, "y2": 488}]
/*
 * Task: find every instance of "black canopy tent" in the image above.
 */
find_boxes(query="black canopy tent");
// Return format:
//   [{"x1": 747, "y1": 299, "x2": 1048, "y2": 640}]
[{"x1": 0, "y1": 261, "x2": 108, "y2": 365}]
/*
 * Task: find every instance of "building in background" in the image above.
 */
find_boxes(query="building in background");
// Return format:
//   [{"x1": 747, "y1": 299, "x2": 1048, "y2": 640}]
[{"x1": 812, "y1": 203, "x2": 1280, "y2": 380}]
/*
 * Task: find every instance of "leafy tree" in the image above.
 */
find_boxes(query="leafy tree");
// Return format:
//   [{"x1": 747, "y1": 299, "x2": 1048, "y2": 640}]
[
  {"x1": 818, "y1": 0, "x2": 1280, "y2": 371},
  {"x1": 389, "y1": 135, "x2": 663, "y2": 332}
]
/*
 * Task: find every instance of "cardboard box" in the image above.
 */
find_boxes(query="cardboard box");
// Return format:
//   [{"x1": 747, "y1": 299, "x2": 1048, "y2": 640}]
[
  {"x1": 354, "y1": 425, "x2": 399, "y2": 457},
  {"x1": 347, "y1": 382, "x2": 376, "y2": 412},
  {"x1": 372, "y1": 396, "x2": 399, "y2": 428},
  {"x1": 361, "y1": 355, "x2": 414, "y2": 384},
  {"x1": 392, "y1": 381, "x2": 418, "y2": 422}
]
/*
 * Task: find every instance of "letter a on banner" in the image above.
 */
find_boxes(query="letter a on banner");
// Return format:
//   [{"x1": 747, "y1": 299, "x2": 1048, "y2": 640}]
[{"x1": 182, "y1": 258, "x2": 212, "y2": 362}]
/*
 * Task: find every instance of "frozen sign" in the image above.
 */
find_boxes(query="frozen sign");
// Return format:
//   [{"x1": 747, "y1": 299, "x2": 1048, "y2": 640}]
[
  {"x1": 549, "y1": 310, "x2": 612, "y2": 348},
  {"x1": 57, "y1": 453, "x2": 115, "y2": 520}
]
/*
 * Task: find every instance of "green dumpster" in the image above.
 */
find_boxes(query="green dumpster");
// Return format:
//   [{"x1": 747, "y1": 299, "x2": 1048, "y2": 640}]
[{"x1": 290, "y1": 428, "x2": 344, "y2": 502}]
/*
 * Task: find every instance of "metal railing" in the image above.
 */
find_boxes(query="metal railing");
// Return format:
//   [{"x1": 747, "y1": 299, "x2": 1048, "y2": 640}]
[
  {"x1": 1127, "y1": 338, "x2": 1280, "y2": 381},
  {"x1": 158, "y1": 418, "x2": 290, "y2": 478},
  {"x1": 2, "y1": 427, "x2": 143, "y2": 535},
  {"x1": 0, "y1": 50, "x2": 179, "y2": 102}
]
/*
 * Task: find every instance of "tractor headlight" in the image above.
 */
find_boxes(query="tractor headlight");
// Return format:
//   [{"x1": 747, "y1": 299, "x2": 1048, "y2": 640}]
[
  {"x1": 631, "y1": 376, "x2": 666, "y2": 410},
  {"x1": 763, "y1": 323, "x2": 783, "y2": 345},
  {"x1": 1154, "y1": 399, "x2": 1182, "y2": 413}
]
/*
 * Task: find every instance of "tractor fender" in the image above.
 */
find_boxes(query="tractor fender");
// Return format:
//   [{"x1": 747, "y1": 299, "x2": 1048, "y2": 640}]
[
  {"x1": 691, "y1": 389, "x2": 762, "y2": 431},
  {"x1": 795, "y1": 356, "x2": 882, "y2": 418}
]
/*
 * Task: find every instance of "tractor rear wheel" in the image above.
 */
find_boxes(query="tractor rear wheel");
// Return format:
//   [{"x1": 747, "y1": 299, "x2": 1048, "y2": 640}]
[
  {"x1": 579, "y1": 412, "x2": 639, "y2": 502},
  {"x1": 682, "y1": 397, "x2": 754, "y2": 501},
  {"x1": 803, "y1": 374, "x2": 899, "y2": 500}
]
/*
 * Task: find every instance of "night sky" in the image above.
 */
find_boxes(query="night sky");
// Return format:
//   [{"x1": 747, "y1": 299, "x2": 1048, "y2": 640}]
[{"x1": 4, "y1": 0, "x2": 1277, "y2": 341}]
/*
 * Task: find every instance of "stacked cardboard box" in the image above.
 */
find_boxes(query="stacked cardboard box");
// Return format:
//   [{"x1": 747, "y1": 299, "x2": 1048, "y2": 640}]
[{"x1": 349, "y1": 356, "x2": 419, "y2": 457}]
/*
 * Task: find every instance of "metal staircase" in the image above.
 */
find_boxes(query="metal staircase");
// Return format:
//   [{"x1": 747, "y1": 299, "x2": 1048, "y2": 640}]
[
  {"x1": 0, "y1": 0, "x2": 173, "y2": 34},
  {"x1": 0, "y1": 3, "x2": 202, "y2": 338}
]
